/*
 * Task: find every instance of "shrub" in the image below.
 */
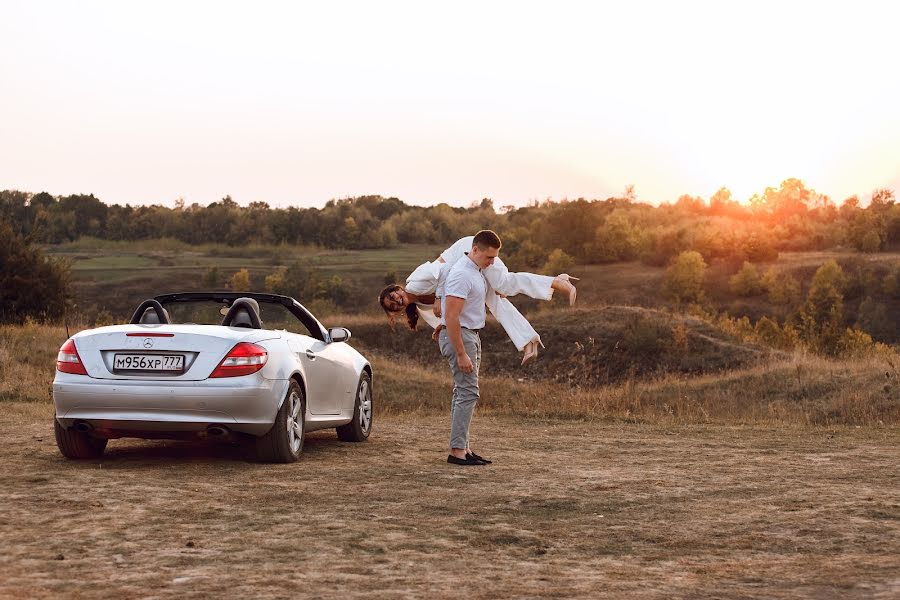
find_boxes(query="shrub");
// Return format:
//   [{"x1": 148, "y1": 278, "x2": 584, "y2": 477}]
[
  {"x1": 859, "y1": 230, "x2": 882, "y2": 253},
  {"x1": 729, "y1": 262, "x2": 763, "y2": 296},
  {"x1": 0, "y1": 221, "x2": 71, "y2": 323},
  {"x1": 265, "y1": 266, "x2": 288, "y2": 294},
  {"x1": 799, "y1": 270, "x2": 844, "y2": 355},
  {"x1": 229, "y1": 268, "x2": 251, "y2": 292},
  {"x1": 837, "y1": 328, "x2": 876, "y2": 359},
  {"x1": 763, "y1": 267, "x2": 801, "y2": 306},
  {"x1": 541, "y1": 248, "x2": 575, "y2": 275},
  {"x1": 855, "y1": 296, "x2": 893, "y2": 341},
  {"x1": 754, "y1": 316, "x2": 782, "y2": 347},
  {"x1": 664, "y1": 251, "x2": 707, "y2": 303},
  {"x1": 810, "y1": 259, "x2": 847, "y2": 293}
]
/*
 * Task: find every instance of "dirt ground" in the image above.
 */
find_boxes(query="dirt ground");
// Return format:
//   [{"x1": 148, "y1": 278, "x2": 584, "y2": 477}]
[{"x1": 1, "y1": 403, "x2": 898, "y2": 599}]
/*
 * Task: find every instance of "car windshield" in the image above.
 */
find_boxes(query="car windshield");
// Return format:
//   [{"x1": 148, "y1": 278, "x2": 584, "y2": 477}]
[{"x1": 161, "y1": 299, "x2": 316, "y2": 337}]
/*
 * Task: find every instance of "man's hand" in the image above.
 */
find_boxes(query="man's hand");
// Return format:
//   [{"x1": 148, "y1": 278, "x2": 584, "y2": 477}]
[
  {"x1": 432, "y1": 324, "x2": 444, "y2": 342},
  {"x1": 432, "y1": 299, "x2": 442, "y2": 318},
  {"x1": 494, "y1": 290, "x2": 507, "y2": 299},
  {"x1": 457, "y1": 351, "x2": 474, "y2": 373}
]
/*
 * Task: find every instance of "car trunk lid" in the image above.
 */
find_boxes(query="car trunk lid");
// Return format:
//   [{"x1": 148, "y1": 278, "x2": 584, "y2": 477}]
[{"x1": 71, "y1": 324, "x2": 280, "y2": 381}]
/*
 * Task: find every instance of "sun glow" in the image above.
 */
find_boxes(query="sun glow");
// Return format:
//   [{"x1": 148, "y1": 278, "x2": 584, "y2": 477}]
[{"x1": 0, "y1": 1, "x2": 897, "y2": 207}]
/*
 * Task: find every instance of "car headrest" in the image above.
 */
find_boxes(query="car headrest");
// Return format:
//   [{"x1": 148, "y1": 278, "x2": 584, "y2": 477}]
[
  {"x1": 222, "y1": 297, "x2": 263, "y2": 329},
  {"x1": 231, "y1": 308, "x2": 253, "y2": 328},
  {"x1": 139, "y1": 307, "x2": 170, "y2": 324},
  {"x1": 130, "y1": 299, "x2": 171, "y2": 325}
]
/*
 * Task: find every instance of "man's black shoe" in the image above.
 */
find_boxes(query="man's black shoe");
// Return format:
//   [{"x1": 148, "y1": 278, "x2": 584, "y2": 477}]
[
  {"x1": 447, "y1": 454, "x2": 486, "y2": 466},
  {"x1": 466, "y1": 451, "x2": 492, "y2": 464}
]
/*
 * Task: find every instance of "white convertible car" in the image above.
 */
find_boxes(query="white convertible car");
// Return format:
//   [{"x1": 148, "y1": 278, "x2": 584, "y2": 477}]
[{"x1": 53, "y1": 292, "x2": 373, "y2": 462}]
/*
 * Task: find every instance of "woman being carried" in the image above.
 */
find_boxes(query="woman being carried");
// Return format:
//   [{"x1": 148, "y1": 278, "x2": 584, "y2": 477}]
[{"x1": 379, "y1": 235, "x2": 578, "y2": 365}]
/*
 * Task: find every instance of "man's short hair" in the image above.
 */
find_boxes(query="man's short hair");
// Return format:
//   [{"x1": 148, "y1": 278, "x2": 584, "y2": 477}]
[{"x1": 472, "y1": 229, "x2": 502, "y2": 250}]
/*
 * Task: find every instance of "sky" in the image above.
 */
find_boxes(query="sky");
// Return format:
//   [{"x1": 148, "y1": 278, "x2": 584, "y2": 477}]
[{"x1": 1, "y1": 0, "x2": 898, "y2": 208}]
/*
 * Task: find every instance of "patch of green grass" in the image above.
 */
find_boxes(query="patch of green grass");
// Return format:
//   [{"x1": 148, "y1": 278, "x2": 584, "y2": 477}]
[{"x1": 70, "y1": 255, "x2": 158, "y2": 270}]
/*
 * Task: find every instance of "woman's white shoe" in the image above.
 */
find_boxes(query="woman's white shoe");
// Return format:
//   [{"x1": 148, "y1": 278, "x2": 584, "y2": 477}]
[
  {"x1": 554, "y1": 274, "x2": 579, "y2": 306},
  {"x1": 521, "y1": 338, "x2": 544, "y2": 366},
  {"x1": 521, "y1": 340, "x2": 539, "y2": 366}
]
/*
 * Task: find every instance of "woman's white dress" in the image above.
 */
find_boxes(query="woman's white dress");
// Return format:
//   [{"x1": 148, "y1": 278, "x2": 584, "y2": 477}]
[{"x1": 404, "y1": 236, "x2": 555, "y2": 351}]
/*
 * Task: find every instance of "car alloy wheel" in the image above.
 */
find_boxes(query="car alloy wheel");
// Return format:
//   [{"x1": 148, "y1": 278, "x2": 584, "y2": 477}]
[
  {"x1": 286, "y1": 387, "x2": 304, "y2": 455},
  {"x1": 358, "y1": 378, "x2": 372, "y2": 434},
  {"x1": 336, "y1": 372, "x2": 372, "y2": 442},
  {"x1": 257, "y1": 379, "x2": 304, "y2": 462}
]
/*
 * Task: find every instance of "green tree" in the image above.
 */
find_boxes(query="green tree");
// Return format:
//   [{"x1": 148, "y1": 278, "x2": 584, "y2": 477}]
[
  {"x1": 729, "y1": 262, "x2": 763, "y2": 296},
  {"x1": 799, "y1": 261, "x2": 846, "y2": 354},
  {"x1": 810, "y1": 259, "x2": 847, "y2": 292},
  {"x1": 592, "y1": 210, "x2": 642, "y2": 261},
  {"x1": 0, "y1": 221, "x2": 71, "y2": 323},
  {"x1": 754, "y1": 316, "x2": 784, "y2": 348},
  {"x1": 762, "y1": 267, "x2": 801, "y2": 306},
  {"x1": 855, "y1": 296, "x2": 892, "y2": 341},
  {"x1": 541, "y1": 248, "x2": 575, "y2": 275},
  {"x1": 859, "y1": 230, "x2": 882, "y2": 253},
  {"x1": 664, "y1": 251, "x2": 707, "y2": 303}
]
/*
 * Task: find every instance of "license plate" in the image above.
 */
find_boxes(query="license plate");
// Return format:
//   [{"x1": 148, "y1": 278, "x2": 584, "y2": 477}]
[{"x1": 114, "y1": 354, "x2": 184, "y2": 372}]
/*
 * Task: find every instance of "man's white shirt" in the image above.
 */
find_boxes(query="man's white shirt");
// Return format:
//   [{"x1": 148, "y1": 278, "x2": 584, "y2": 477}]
[{"x1": 440, "y1": 255, "x2": 487, "y2": 330}]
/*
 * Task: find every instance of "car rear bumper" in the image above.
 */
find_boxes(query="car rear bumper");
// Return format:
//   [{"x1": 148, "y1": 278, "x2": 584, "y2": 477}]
[{"x1": 53, "y1": 373, "x2": 289, "y2": 436}]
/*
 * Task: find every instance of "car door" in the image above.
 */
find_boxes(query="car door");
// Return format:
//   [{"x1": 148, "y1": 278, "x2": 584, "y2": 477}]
[{"x1": 287, "y1": 334, "x2": 349, "y2": 415}]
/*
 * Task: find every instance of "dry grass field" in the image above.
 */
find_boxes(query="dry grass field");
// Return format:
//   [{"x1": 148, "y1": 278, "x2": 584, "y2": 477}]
[
  {"x1": 2, "y1": 320, "x2": 899, "y2": 598},
  {"x1": 1, "y1": 403, "x2": 898, "y2": 599}
]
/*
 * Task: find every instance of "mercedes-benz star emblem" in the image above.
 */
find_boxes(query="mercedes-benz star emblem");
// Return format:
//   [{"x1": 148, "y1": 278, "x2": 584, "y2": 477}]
[{"x1": 143, "y1": 338, "x2": 154, "y2": 349}]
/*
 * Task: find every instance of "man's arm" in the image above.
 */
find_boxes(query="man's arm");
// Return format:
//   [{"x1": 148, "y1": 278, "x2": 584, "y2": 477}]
[{"x1": 444, "y1": 296, "x2": 473, "y2": 373}]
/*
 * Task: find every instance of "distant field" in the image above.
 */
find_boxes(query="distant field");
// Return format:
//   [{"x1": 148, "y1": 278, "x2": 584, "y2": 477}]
[
  {"x1": 47, "y1": 242, "x2": 444, "y2": 318},
  {"x1": 46, "y1": 240, "x2": 900, "y2": 322}
]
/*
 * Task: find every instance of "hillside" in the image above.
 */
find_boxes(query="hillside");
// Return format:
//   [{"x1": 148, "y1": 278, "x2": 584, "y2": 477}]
[{"x1": 347, "y1": 305, "x2": 776, "y2": 387}]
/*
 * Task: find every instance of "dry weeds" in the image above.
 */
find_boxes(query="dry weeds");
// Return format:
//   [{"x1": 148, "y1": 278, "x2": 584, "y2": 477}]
[
  {"x1": 4, "y1": 323, "x2": 899, "y2": 425},
  {"x1": 1, "y1": 403, "x2": 898, "y2": 599}
]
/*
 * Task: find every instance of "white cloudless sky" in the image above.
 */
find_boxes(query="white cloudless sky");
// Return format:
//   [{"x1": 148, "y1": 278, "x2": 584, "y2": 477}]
[{"x1": 1, "y1": 0, "x2": 898, "y2": 208}]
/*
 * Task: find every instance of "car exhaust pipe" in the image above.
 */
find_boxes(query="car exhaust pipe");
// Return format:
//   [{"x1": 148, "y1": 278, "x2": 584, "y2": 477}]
[
  {"x1": 206, "y1": 425, "x2": 229, "y2": 437},
  {"x1": 73, "y1": 421, "x2": 93, "y2": 433}
]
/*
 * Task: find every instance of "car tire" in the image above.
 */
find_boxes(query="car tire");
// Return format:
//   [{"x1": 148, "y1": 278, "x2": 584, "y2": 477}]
[
  {"x1": 256, "y1": 380, "x2": 305, "y2": 463},
  {"x1": 54, "y1": 419, "x2": 108, "y2": 459},
  {"x1": 336, "y1": 371, "x2": 372, "y2": 442}
]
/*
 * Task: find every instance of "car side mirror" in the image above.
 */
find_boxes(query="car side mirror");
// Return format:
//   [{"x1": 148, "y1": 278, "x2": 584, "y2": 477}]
[{"x1": 329, "y1": 327, "x2": 351, "y2": 343}]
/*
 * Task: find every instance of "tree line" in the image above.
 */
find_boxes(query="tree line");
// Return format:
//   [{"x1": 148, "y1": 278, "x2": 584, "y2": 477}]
[{"x1": 1, "y1": 179, "x2": 898, "y2": 272}]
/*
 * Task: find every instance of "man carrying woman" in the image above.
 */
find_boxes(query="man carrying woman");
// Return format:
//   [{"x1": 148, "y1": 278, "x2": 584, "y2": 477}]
[{"x1": 378, "y1": 233, "x2": 578, "y2": 364}]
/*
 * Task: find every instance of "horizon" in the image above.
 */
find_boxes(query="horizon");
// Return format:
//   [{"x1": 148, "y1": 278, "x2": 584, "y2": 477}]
[{"x1": 2, "y1": 1, "x2": 898, "y2": 209}]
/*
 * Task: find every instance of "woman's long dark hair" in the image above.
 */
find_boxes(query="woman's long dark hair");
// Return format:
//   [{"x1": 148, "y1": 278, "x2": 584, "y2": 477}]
[{"x1": 378, "y1": 284, "x2": 419, "y2": 331}]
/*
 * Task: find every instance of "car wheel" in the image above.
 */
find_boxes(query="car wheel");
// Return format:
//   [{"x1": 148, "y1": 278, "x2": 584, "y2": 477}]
[
  {"x1": 54, "y1": 419, "x2": 108, "y2": 459},
  {"x1": 256, "y1": 380, "x2": 305, "y2": 463},
  {"x1": 336, "y1": 371, "x2": 372, "y2": 442}
]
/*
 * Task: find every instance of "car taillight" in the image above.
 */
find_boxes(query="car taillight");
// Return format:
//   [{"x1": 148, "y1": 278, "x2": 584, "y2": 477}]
[
  {"x1": 57, "y1": 339, "x2": 88, "y2": 375},
  {"x1": 210, "y1": 342, "x2": 268, "y2": 378}
]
